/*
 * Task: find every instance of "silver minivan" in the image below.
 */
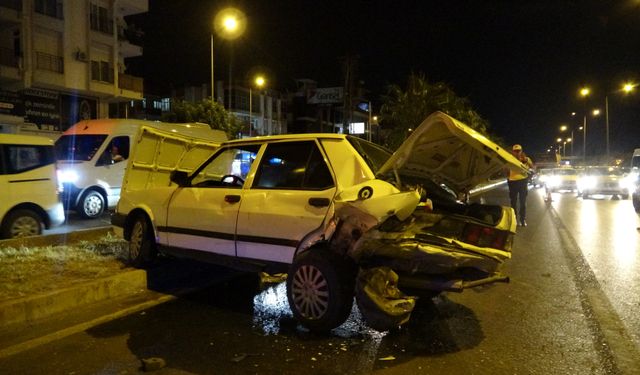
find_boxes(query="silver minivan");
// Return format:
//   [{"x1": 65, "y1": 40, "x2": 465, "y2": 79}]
[{"x1": 0, "y1": 134, "x2": 65, "y2": 239}]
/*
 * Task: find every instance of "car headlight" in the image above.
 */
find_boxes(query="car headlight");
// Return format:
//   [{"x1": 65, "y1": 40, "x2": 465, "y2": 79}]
[
  {"x1": 546, "y1": 176, "x2": 560, "y2": 187},
  {"x1": 58, "y1": 169, "x2": 79, "y2": 183},
  {"x1": 620, "y1": 176, "x2": 635, "y2": 191},
  {"x1": 578, "y1": 176, "x2": 596, "y2": 190}
]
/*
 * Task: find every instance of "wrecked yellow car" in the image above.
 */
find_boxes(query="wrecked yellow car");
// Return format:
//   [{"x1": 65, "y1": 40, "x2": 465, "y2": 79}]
[{"x1": 113, "y1": 111, "x2": 528, "y2": 332}]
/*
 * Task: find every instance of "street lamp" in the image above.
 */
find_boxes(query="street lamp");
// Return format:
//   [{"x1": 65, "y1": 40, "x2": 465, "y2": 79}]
[
  {"x1": 578, "y1": 82, "x2": 637, "y2": 162},
  {"x1": 211, "y1": 8, "x2": 246, "y2": 104},
  {"x1": 559, "y1": 124, "x2": 575, "y2": 156},
  {"x1": 249, "y1": 75, "x2": 265, "y2": 137}
]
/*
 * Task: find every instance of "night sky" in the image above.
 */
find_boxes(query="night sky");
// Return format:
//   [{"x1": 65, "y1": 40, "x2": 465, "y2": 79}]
[{"x1": 131, "y1": 0, "x2": 640, "y2": 157}]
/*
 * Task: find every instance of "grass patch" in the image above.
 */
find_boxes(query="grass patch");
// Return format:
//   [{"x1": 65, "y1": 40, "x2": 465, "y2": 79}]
[{"x1": 0, "y1": 234, "x2": 131, "y2": 301}]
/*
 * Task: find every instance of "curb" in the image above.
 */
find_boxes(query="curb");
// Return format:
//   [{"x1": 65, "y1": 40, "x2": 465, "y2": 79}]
[
  {"x1": 0, "y1": 227, "x2": 115, "y2": 249},
  {"x1": 0, "y1": 269, "x2": 147, "y2": 328}
]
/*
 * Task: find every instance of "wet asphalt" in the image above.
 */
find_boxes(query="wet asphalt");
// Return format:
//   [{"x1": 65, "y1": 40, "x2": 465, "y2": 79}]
[{"x1": 3, "y1": 186, "x2": 640, "y2": 374}]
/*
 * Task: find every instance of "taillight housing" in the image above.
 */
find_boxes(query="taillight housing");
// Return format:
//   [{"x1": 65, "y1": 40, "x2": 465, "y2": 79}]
[{"x1": 462, "y1": 223, "x2": 508, "y2": 249}]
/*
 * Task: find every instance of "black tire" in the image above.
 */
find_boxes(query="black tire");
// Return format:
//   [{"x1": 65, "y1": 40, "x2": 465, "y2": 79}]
[
  {"x1": 1, "y1": 209, "x2": 43, "y2": 239},
  {"x1": 633, "y1": 194, "x2": 640, "y2": 213},
  {"x1": 620, "y1": 193, "x2": 629, "y2": 200},
  {"x1": 129, "y1": 214, "x2": 157, "y2": 268},
  {"x1": 77, "y1": 190, "x2": 105, "y2": 219},
  {"x1": 286, "y1": 248, "x2": 355, "y2": 332},
  {"x1": 582, "y1": 191, "x2": 589, "y2": 199}
]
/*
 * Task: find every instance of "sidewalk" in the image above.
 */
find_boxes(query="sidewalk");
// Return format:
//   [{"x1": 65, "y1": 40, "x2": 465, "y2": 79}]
[{"x1": 0, "y1": 228, "x2": 242, "y2": 359}]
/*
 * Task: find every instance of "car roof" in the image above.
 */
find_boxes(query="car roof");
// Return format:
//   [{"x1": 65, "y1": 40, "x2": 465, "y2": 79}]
[
  {"x1": 0, "y1": 133, "x2": 55, "y2": 146},
  {"x1": 221, "y1": 133, "x2": 350, "y2": 146}
]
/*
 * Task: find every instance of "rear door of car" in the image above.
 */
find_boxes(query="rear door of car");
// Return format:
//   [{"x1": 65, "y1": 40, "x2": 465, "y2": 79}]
[
  {"x1": 165, "y1": 144, "x2": 260, "y2": 256},
  {"x1": 235, "y1": 139, "x2": 336, "y2": 264}
]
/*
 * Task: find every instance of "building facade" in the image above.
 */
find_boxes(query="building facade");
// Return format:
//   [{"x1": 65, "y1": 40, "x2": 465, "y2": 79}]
[{"x1": 0, "y1": 0, "x2": 147, "y2": 134}]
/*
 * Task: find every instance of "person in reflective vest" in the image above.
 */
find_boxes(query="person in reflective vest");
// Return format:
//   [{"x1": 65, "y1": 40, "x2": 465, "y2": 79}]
[{"x1": 508, "y1": 144, "x2": 534, "y2": 226}]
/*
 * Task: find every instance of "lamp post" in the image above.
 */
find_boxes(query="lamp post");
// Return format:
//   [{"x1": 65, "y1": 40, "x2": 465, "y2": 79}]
[
  {"x1": 579, "y1": 87, "x2": 590, "y2": 164},
  {"x1": 211, "y1": 8, "x2": 246, "y2": 106},
  {"x1": 249, "y1": 75, "x2": 265, "y2": 137}
]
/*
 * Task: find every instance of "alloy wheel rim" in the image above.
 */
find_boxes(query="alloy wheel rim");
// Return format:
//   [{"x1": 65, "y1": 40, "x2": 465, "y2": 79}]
[
  {"x1": 291, "y1": 264, "x2": 330, "y2": 320},
  {"x1": 11, "y1": 216, "x2": 39, "y2": 238},
  {"x1": 130, "y1": 221, "x2": 143, "y2": 259}
]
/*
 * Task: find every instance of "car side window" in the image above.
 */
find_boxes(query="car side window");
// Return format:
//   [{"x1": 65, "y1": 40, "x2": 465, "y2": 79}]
[
  {"x1": 97, "y1": 136, "x2": 130, "y2": 166},
  {"x1": 1, "y1": 144, "x2": 54, "y2": 174},
  {"x1": 191, "y1": 145, "x2": 259, "y2": 188},
  {"x1": 253, "y1": 141, "x2": 334, "y2": 190}
]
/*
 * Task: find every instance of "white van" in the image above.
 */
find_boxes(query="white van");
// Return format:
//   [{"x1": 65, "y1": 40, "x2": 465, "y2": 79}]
[
  {"x1": 0, "y1": 134, "x2": 65, "y2": 239},
  {"x1": 54, "y1": 119, "x2": 227, "y2": 219}
]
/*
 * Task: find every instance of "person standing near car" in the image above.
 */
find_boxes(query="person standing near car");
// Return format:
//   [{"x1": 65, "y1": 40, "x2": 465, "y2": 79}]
[{"x1": 508, "y1": 144, "x2": 534, "y2": 226}]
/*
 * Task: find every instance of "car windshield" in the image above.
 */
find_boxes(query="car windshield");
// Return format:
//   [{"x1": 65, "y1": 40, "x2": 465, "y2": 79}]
[{"x1": 55, "y1": 135, "x2": 108, "y2": 161}]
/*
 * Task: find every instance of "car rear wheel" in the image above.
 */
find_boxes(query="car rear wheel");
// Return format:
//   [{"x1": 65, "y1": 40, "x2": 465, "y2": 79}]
[
  {"x1": 582, "y1": 191, "x2": 589, "y2": 199},
  {"x1": 633, "y1": 193, "x2": 640, "y2": 213},
  {"x1": 286, "y1": 248, "x2": 355, "y2": 332},
  {"x1": 129, "y1": 214, "x2": 157, "y2": 268},
  {"x1": 78, "y1": 190, "x2": 105, "y2": 219},
  {"x1": 1, "y1": 209, "x2": 43, "y2": 239}
]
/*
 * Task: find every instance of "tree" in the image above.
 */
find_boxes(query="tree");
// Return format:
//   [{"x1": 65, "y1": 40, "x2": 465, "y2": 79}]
[
  {"x1": 162, "y1": 99, "x2": 243, "y2": 140},
  {"x1": 379, "y1": 72, "x2": 490, "y2": 150}
]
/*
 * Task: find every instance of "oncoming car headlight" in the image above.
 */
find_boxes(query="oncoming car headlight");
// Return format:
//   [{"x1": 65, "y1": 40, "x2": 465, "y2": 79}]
[
  {"x1": 58, "y1": 169, "x2": 79, "y2": 183},
  {"x1": 578, "y1": 176, "x2": 596, "y2": 190},
  {"x1": 546, "y1": 176, "x2": 560, "y2": 188},
  {"x1": 620, "y1": 175, "x2": 636, "y2": 191}
]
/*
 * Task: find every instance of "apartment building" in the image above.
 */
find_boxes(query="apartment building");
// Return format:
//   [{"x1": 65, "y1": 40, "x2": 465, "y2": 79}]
[{"x1": 0, "y1": 0, "x2": 147, "y2": 134}]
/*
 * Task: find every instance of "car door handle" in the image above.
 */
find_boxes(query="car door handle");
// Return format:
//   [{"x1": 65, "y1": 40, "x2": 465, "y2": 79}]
[
  {"x1": 308, "y1": 197, "x2": 330, "y2": 207},
  {"x1": 225, "y1": 195, "x2": 241, "y2": 203}
]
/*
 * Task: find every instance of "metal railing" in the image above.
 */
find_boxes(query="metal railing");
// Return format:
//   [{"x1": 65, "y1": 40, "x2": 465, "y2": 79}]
[{"x1": 119, "y1": 74, "x2": 143, "y2": 92}]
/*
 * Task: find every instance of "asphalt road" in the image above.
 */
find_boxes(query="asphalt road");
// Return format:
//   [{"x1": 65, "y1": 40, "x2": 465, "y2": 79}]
[
  {"x1": 3, "y1": 187, "x2": 640, "y2": 374},
  {"x1": 44, "y1": 210, "x2": 113, "y2": 235}
]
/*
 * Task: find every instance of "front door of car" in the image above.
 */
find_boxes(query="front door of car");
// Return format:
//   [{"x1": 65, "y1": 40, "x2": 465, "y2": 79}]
[
  {"x1": 236, "y1": 140, "x2": 336, "y2": 264},
  {"x1": 166, "y1": 145, "x2": 260, "y2": 256}
]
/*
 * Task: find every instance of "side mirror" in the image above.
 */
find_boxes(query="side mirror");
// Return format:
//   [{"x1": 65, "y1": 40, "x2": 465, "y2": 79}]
[{"x1": 170, "y1": 170, "x2": 190, "y2": 187}]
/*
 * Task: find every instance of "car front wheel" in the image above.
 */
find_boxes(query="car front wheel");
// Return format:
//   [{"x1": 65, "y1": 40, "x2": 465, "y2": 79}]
[
  {"x1": 286, "y1": 248, "x2": 355, "y2": 332},
  {"x1": 129, "y1": 214, "x2": 157, "y2": 268},
  {"x1": 633, "y1": 193, "x2": 640, "y2": 213},
  {"x1": 1, "y1": 209, "x2": 43, "y2": 239}
]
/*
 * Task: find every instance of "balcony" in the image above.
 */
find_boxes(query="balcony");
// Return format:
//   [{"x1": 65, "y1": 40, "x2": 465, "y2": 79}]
[
  {"x1": 119, "y1": 74, "x2": 143, "y2": 92},
  {"x1": 117, "y1": 0, "x2": 148, "y2": 16}
]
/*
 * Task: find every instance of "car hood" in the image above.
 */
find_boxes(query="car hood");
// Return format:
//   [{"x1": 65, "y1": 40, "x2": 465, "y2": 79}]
[{"x1": 378, "y1": 111, "x2": 529, "y2": 194}]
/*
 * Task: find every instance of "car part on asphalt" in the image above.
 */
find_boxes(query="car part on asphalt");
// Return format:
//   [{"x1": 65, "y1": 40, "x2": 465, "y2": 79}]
[{"x1": 355, "y1": 267, "x2": 416, "y2": 331}]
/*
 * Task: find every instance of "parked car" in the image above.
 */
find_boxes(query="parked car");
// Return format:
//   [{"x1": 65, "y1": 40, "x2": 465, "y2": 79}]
[
  {"x1": 544, "y1": 167, "x2": 579, "y2": 192},
  {"x1": 112, "y1": 112, "x2": 529, "y2": 331},
  {"x1": 577, "y1": 166, "x2": 634, "y2": 199},
  {"x1": 54, "y1": 119, "x2": 227, "y2": 219},
  {"x1": 0, "y1": 134, "x2": 65, "y2": 239}
]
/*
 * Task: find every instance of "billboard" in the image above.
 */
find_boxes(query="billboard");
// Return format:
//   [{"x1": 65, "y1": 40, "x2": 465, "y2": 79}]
[{"x1": 307, "y1": 87, "x2": 343, "y2": 104}]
